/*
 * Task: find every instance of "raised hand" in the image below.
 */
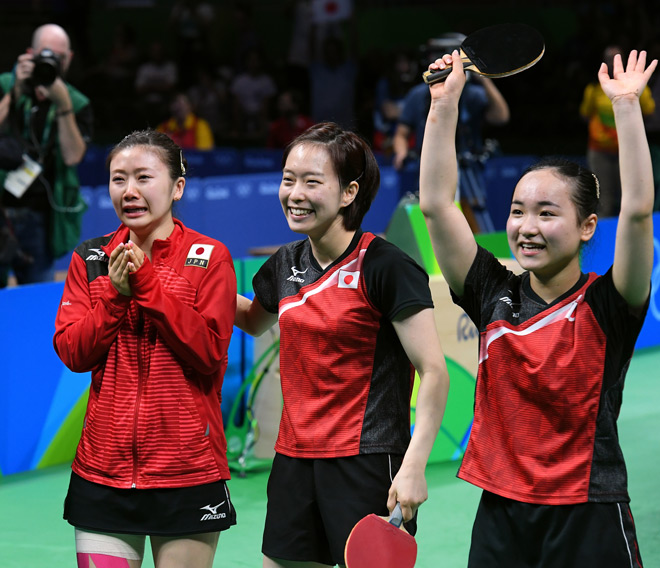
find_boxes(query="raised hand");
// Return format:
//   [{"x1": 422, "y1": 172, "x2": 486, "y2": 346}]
[
  {"x1": 427, "y1": 50, "x2": 467, "y2": 104},
  {"x1": 598, "y1": 50, "x2": 658, "y2": 103}
]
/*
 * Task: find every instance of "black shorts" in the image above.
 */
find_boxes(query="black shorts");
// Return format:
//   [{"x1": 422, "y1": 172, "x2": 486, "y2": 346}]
[
  {"x1": 468, "y1": 490, "x2": 644, "y2": 568},
  {"x1": 262, "y1": 453, "x2": 417, "y2": 566},
  {"x1": 64, "y1": 472, "x2": 237, "y2": 536}
]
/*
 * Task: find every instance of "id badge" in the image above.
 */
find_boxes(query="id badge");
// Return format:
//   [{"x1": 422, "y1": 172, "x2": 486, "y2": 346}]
[{"x1": 4, "y1": 154, "x2": 43, "y2": 199}]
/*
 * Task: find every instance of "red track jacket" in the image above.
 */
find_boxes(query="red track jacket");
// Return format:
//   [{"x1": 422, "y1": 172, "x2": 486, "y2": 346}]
[{"x1": 54, "y1": 220, "x2": 236, "y2": 489}]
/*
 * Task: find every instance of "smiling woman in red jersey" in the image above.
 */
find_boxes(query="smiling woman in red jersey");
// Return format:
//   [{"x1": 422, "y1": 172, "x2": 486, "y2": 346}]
[
  {"x1": 54, "y1": 129, "x2": 237, "y2": 568},
  {"x1": 419, "y1": 47, "x2": 657, "y2": 568},
  {"x1": 234, "y1": 122, "x2": 450, "y2": 568}
]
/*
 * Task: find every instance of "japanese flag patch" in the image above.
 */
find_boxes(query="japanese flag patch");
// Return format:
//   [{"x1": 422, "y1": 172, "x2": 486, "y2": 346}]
[
  {"x1": 338, "y1": 269, "x2": 359, "y2": 289},
  {"x1": 185, "y1": 244, "x2": 214, "y2": 268}
]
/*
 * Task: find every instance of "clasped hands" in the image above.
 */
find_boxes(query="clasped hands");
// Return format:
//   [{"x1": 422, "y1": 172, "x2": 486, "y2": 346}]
[{"x1": 109, "y1": 241, "x2": 145, "y2": 296}]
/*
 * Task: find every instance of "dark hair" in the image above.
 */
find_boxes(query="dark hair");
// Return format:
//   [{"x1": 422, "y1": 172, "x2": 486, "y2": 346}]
[
  {"x1": 281, "y1": 122, "x2": 380, "y2": 231},
  {"x1": 521, "y1": 157, "x2": 599, "y2": 223},
  {"x1": 106, "y1": 129, "x2": 188, "y2": 181}
]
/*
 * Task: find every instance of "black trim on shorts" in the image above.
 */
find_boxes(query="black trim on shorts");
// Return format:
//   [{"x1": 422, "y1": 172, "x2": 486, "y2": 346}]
[{"x1": 64, "y1": 472, "x2": 236, "y2": 536}]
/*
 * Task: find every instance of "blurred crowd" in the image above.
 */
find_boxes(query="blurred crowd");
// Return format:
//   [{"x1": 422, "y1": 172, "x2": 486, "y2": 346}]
[{"x1": 3, "y1": 0, "x2": 660, "y2": 156}]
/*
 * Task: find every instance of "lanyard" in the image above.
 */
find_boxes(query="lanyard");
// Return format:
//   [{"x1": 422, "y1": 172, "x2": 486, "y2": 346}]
[{"x1": 21, "y1": 97, "x2": 56, "y2": 160}]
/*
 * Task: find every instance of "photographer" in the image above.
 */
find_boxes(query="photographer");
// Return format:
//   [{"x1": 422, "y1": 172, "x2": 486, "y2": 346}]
[
  {"x1": 0, "y1": 23, "x2": 92, "y2": 287},
  {"x1": 392, "y1": 33, "x2": 510, "y2": 211}
]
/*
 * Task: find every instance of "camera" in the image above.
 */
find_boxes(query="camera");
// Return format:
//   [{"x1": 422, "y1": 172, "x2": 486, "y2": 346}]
[
  {"x1": 420, "y1": 33, "x2": 467, "y2": 67},
  {"x1": 30, "y1": 49, "x2": 62, "y2": 87}
]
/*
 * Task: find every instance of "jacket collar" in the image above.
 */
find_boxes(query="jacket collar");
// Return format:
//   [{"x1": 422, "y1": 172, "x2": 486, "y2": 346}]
[{"x1": 102, "y1": 218, "x2": 185, "y2": 260}]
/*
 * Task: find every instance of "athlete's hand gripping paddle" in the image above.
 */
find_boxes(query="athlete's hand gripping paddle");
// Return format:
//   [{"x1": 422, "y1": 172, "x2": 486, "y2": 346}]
[
  {"x1": 423, "y1": 22, "x2": 545, "y2": 85},
  {"x1": 344, "y1": 503, "x2": 417, "y2": 568}
]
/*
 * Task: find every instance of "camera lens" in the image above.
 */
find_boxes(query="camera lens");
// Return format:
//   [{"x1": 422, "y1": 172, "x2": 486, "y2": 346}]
[{"x1": 31, "y1": 49, "x2": 61, "y2": 87}]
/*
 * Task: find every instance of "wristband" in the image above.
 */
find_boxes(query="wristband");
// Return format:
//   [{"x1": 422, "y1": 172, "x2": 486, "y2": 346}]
[{"x1": 56, "y1": 108, "x2": 73, "y2": 117}]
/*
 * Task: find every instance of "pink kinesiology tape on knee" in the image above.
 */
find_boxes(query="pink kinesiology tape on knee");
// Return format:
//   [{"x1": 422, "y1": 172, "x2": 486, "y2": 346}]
[{"x1": 77, "y1": 553, "x2": 131, "y2": 568}]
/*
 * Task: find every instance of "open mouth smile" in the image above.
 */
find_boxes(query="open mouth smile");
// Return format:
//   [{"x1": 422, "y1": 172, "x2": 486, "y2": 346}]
[{"x1": 289, "y1": 207, "x2": 313, "y2": 217}]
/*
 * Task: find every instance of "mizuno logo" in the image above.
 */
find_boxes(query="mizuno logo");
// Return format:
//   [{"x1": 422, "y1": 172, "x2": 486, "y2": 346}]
[
  {"x1": 200, "y1": 501, "x2": 227, "y2": 521},
  {"x1": 86, "y1": 248, "x2": 108, "y2": 262},
  {"x1": 499, "y1": 296, "x2": 519, "y2": 318},
  {"x1": 287, "y1": 265, "x2": 308, "y2": 283},
  {"x1": 201, "y1": 502, "x2": 225, "y2": 515}
]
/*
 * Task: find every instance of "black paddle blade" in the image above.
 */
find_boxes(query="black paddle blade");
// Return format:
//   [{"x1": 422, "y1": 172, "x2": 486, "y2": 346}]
[{"x1": 423, "y1": 22, "x2": 545, "y2": 85}]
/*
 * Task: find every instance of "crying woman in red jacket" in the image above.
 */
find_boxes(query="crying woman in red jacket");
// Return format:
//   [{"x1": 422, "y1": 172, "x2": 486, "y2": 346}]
[{"x1": 54, "y1": 130, "x2": 237, "y2": 568}]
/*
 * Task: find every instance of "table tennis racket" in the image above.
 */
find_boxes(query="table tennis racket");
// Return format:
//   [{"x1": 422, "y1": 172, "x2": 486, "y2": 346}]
[
  {"x1": 423, "y1": 22, "x2": 545, "y2": 85},
  {"x1": 344, "y1": 503, "x2": 417, "y2": 568}
]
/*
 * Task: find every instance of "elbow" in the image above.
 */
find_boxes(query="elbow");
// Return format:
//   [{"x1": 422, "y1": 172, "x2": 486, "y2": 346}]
[
  {"x1": 620, "y1": 198, "x2": 654, "y2": 220},
  {"x1": 62, "y1": 148, "x2": 86, "y2": 167},
  {"x1": 488, "y1": 110, "x2": 510, "y2": 126},
  {"x1": 55, "y1": 346, "x2": 92, "y2": 373},
  {"x1": 63, "y1": 156, "x2": 82, "y2": 167},
  {"x1": 235, "y1": 322, "x2": 268, "y2": 338},
  {"x1": 196, "y1": 337, "x2": 233, "y2": 374}
]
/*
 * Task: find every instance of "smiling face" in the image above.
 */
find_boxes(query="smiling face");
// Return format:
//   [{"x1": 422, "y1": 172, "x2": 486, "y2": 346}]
[
  {"x1": 279, "y1": 143, "x2": 357, "y2": 242},
  {"x1": 109, "y1": 146, "x2": 184, "y2": 242},
  {"x1": 506, "y1": 169, "x2": 596, "y2": 283}
]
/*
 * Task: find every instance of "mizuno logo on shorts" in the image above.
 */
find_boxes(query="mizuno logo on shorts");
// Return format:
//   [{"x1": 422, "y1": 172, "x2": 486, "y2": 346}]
[{"x1": 200, "y1": 501, "x2": 226, "y2": 521}]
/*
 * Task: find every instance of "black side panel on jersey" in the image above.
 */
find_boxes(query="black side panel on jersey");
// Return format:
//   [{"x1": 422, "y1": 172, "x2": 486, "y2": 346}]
[{"x1": 74, "y1": 235, "x2": 113, "y2": 283}]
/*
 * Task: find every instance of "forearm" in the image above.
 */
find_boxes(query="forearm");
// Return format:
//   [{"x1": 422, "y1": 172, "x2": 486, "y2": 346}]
[
  {"x1": 0, "y1": 92, "x2": 10, "y2": 125},
  {"x1": 481, "y1": 77, "x2": 510, "y2": 124},
  {"x1": 235, "y1": 294, "x2": 277, "y2": 337},
  {"x1": 56, "y1": 109, "x2": 87, "y2": 165},
  {"x1": 420, "y1": 95, "x2": 478, "y2": 293},
  {"x1": 55, "y1": 282, "x2": 130, "y2": 373},
  {"x1": 419, "y1": 99, "x2": 460, "y2": 215},
  {"x1": 615, "y1": 97, "x2": 655, "y2": 215},
  {"x1": 391, "y1": 125, "x2": 410, "y2": 168},
  {"x1": 403, "y1": 369, "x2": 448, "y2": 471},
  {"x1": 132, "y1": 261, "x2": 236, "y2": 374},
  {"x1": 388, "y1": 366, "x2": 449, "y2": 519},
  {"x1": 612, "y1": 96, "x2": 654, "y2": 305}
]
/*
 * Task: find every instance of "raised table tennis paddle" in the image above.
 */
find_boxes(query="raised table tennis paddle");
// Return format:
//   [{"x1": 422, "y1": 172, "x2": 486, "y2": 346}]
[
  {"x1": 344, "y1": 503, "x2": 417, "y2": 568},
  {"x1": 423, "y1": 22, "x2": 545, "y2": 85}
]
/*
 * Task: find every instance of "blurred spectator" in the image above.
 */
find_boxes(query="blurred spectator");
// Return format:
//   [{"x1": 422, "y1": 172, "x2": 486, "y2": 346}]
[
  {"x1": 372, "y1": 49, "x2": 417, "y2": 153},
  {"x1": 187, "y1": 65, "x2": 231, "y2": 144},
  {"x1": 229, "y1": 47, "x2": 277, "y2": 145},
  {"x1": 169, "y1": 0, "x2": 216, "y2": 89},
  {"x1": 392, "y1": 33, "x2": 509, "y2": 215},
  {"x1": 134, "y1": 41, "x2": 178, "y2": 128},
  {"x1": 579, "y1": 45, "x2": 656, "y2": 216},
  {"x1": 83, "y1": 22, "x2": 139, "y2": 135},
  {"x1": 393, "y1": 35, "x2": 510, "y2": 170},
  {"x1": 267, "y1": 89, "x2": 315, "y2": 148},
  {"x1": 232, "y1": 1, "x2": 264, "y2": 74},
  {"x1": 309, "y1": 29, "x2": 358, "y2": 129},
  {"x1": 283, "y1": 0, "x2": 313, "y2": 105},
  {"x1": 157, "y1": 92, "x2": 214, "y2": 150},
  {"x1": 99, "y1": 22, "x2": 139, "y2": 86}
]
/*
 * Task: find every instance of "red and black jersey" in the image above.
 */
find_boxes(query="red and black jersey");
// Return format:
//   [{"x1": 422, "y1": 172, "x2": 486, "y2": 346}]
[
  {"x1": 253, "y1": 231, "x2": 434, "y2": 458},
  {"x1": 453, "y1": 246, "x2": 649, "y2": 505},
  {"x1": 54, "y1": 220, "x2": 236, "y2": 489}
]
